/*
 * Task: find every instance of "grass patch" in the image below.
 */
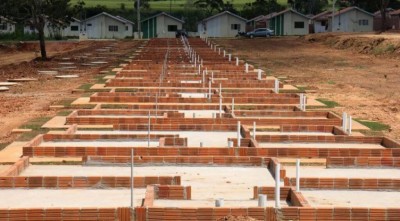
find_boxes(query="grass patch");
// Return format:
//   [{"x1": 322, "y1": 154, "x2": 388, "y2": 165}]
[
  {"x1": 295, "y1": 86, "x2": 308, "y2": 92},
  {"x1": 316, "y1": 99, "x2": 340, "y2": 108},
  {"x1": 17, "y1": 116, "x2": 53, "y2": 141},
  {"x1": 327, "y1": 80, "x2": 336, "y2": 85},
  {"x1": 115, "y1": 88, "x2": 138, "y2": 92},
  {"x1": 71, "y1": 104, "x2": 97, "y2": 109},
  {"x1": 355, "y1": 119, "x2": 390, "y2": 131},
  {"x1": 56, "y1": 98, "x2": 76, "y2": 108},
  {"x1": 236, "y1": 105, "x2": 255, "y2": 110},
  {"x1": 56, "y1": 110, "x2": 73, "y2": 116},
  {"x1": 32, "y1": 161, "x2": 82, "y2": 165},
  {"x1": 78, "y1": 84, "x2": 94, "y2": 91},
  {"x1": 101, "y1": 104, "x2": 130, "y2": 109},
  {"x1": 0, "y1": 142, "x2": 11, "y2": 151}
]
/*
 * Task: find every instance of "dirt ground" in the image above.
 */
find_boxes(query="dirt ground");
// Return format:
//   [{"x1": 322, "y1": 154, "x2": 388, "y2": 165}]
[
  {"x1": 0, "y1": 40, "x2": 139, "y2": 144},
  {"x1": 215, "y1": 33, "x2": 400, "y2": 139}
]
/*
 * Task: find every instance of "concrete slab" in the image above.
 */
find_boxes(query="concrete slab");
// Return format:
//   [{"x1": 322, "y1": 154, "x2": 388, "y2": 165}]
[
  {"x1": 285, "y1": 166, "x2": 400, "y2": 179},
  {"x1": 42, "y1": 116, "x2": 67, "y2": 129},
  {"x1": 154, "y1": 199, "x2": 289, "y2": 208},
  {"x1": 0, "y1": 142, "x2": 27, "y2": 163},
  {"x1": 39, "y1": 140, "x2": 160, "y2": 148},
  {"x1": 7, "y1": 78, "x2": 38, "y2": 82},
  {"x1": 258, "y1": 143, "x2": 385, "y2": 149},
  {"x1": 104, "y1": 75, "x2": 116, "y2": 79},
  {"x1": 71, "y1": 97, "x2": 91, "y2": 105},
  {"x1": 112, "y1": 68, "x2": 123, "y2": 72},
  {"x1": 55, "y1": 75, "x2": 79, "y2": 79},
  {"x1": 11, "y1": 128, "x2": 32, "y2": 134},
  {"x1": 76, "y1": 130, "x2": 236, "y2": 147},
  {"x1": 0, "y1": 165, "x2": 11, "y2": 175},
  {"x1": 0, "y1": 189, "x2": 144, "y2": 208},
  {"x1": 0, "y1": 82, "x2": 19, "y2": 86},
  {"x1": 282, "y1": 85, "x2": 298, "y2": 90},
  {"x1": 0, "y1": 87, "x2": 9, "y2": 92},
  {"x1": 302, "y1": 190, "x2": 400, "y2": 207},
  {"x1": 21, "y1": 165, "x2": 277, "y2": 200},
  {"x1": 90, "y1": 84, "x2": 107, "y2": 90}
]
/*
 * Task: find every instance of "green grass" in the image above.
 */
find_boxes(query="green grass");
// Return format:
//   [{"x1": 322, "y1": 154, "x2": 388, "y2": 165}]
[
  {"x1": 56, "y1": 110, "x2": 74, "y2": 116},
  {"x1": 316, "y1": 99, "x2": 340, "y2": 108},
  {"x1": 101, "y1": 104, "x2": 131, "y2": 109},
  {"x1": 327, "y1": 80, "x2": 336, "y2": 85},
  {"x1": 0, "y1": 143, "x2": 11, "y2": 151},
  {"x1": 79, "y1": 84, "x2": 94, "y2": 91},
  {"x1": 17, "y1": 117, "x2": 53, "y2": 141},
  {"x1": 355, "y1": 119, "x2": 390, "y2": 131}
]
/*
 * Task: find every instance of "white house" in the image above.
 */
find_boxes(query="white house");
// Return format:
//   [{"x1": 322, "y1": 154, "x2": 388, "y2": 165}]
[
  {"x1": 267, "y1": 9, "x2": 310, "y2": 36},
  {"x1": 198, "y1": 11, "x2": 247, "y2": 38},
  {"x1": 81, "y1": 12, "x2": 134, "y2": 39},
  {"x1": 0, "y1": 16, "x2": 16, "y2": 34},
  {"x1": 311, "y1": 11, "x2": 332, "y2": 33},
  {"x1": 141, "y1": 12, "x2": 184, "y2": 39},
  {"x1": 329, "y1": 6, "x2": 374, "y2": 32},
  {"x1": 63, "y1": 17, "x2": 82, "y2": 38},
  {"x1": 23, "y1": 20, "x2": 64, "y2": 38}
]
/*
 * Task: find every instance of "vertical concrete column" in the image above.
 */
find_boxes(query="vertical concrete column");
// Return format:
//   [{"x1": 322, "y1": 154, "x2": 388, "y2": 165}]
[
  {"x1": 348, "y1": 115, "x2": 352, "y2": 135},
  {"x1": 194, "y1": 56, "x2": 197, "y2": 66},
  {"x1": 202, "y1": 70, "x2": 205, "y2": 88},
  {"x1": 148, "y1": 111, "x2": 151, "y2": 148},
  {"x1": 201, "y1": 59, "x2": 203, "y2": 66},
  {"x1": 253, "y1": 121, "x2": 256, "y2": 140},
  {"x1": 219, "y1": 83, "x2": 222, "y2": 96},
  {"x1": 258, "y1": 194, "x2": 267, "y2": 207},
  {"x1": 245, "y1": 63, "x2": 249, "y2": 73},
  {"x1": 211, "y1": 72, "x2": 214, "y2": 83},
  {"x1": 237, "y1": 121, "x2": 241, "y2": 147},
  {"x1": 219, "y1": 96, "x2": 222, "y2": 118},
  {"x1": 275, "y1": 163, "x2": 281, "y2": 208},
  {"x1": 236, "y1": 57, "x2": 239, "y2": 66},
  {"x1": 303, "y1": 95, "x2": 307, "y2": 111},
  {"x1": 296, "y1": 159, "x2": 300, "y2": 192},
  {"x1": 198, "y1": 65, "x2": 201, "y2": 75},
  {"x1": 198, "y1": 55, "x2": 200, "y2": 63},
  {"x1": 130, "y1": 148, "x2": 134, "y2": 208},
  {"x1": 342, "y1": 112, "x2": 348, "y2": 132},
  {"x1": 208, "y1": 81, "x2": 212, "y2": 100},
  {"x1": 232, "y1": 98, "x2": 235, "y2": 115},
  {"x1": 228, "y1": 54, "x2": 231, "y2": 62},
  {"x1": 215, "y1": 198, "x2": 224, "y2": 207},
  {"x1": 258, "y1": 69, "x2": 262, "y2": 80},
  {"x1": 223, "y1": 50, "x2": 226, "y2": 57},
  {"x1": 218, "y1": 48, "x2": 221, "y2": 55},
  {"x1": 299, "y1": 94, "x2": 304, "y2": 111},
  {"x1": 274, "y1": 79, "x2": 279, "y2": 93},
  {"x1": 193, "y1": 113, "x2": 196, "y2": 118}
]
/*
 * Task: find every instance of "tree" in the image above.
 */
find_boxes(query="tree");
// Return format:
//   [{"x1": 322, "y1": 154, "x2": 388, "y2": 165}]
[
  {"x1": 241, "y1": 0, "x2": 283, "y2": 19},
  {"x1": 194, "y1": 0, "x2": 225, "y2": 16},
  {"x1": 287, "y1": 0, "x2": 329, "y2": 14},
  {"x1": 2, "y1": 0, "x2": 74, "y2": 60}
]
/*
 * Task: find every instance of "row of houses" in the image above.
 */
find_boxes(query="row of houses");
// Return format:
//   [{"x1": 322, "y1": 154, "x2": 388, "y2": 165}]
[
  {"x1": 0, "y1": 12, "x2": 135, "y2": 39},
  {"x1": 1, "y1": 7, "x2": 399, "y2": 39}
]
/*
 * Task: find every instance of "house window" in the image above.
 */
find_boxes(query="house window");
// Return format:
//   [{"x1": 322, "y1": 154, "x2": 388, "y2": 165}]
[
  {"x1": 109, "y1": 25, "x2": 118, "y2": 32},
  {"x1": 30, "y1": 26, "x2": 35, "y2": 31},
  {"x1": 294, "y1": 21, "x2": 305, "y2": 29},
  {"x1": 0, "y1": 23, "x2": 7, "y2": 30},
  {"x1": 359, "y1": 19, "x2": 369, "y2": 26},
  {"x1": 126, "y1": 26, "x2": 129, "y2": 31},
  {"x1": 71, "y1": 26, "x2": 79, "y2": 31},
  {"x1": 231, "y1": 24, "x2": 241, "y2": 30},
  {"x1": 168, "y1": 25, "x2": 177, "y2": 32},
  {"x1": 87, "y1": 23, "x2": 92, "y2": 27}
]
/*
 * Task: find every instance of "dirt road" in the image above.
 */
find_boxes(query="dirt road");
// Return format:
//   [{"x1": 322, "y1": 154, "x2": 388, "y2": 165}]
[{"x1": 215, "y1": 34, "x2": 400, "y2": 139}]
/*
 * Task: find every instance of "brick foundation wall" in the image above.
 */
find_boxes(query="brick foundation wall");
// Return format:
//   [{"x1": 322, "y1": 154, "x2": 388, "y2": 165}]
[
  {"x1": 0, "y1": 157, "x2": 30, "y2": 176},
  {"x1": 326, "y1": 157, "x2": 400, "y2": 168}
]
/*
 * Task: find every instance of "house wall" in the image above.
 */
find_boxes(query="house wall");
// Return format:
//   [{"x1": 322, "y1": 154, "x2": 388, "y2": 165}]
[
  {"x1": 156, "y1": 15, "x2": 182, "y2": 38},
  {"x1": 332, "y1": 10, "x2": 373, "y2": 32},
  {"x1": 0, "y1": 22, "x2": 15, "y2": 34},
  {"x1": 314, "y1": 21, "x2": 328, "y2": 33},
  {"x1": 24, "y1": 22, "x2": 63, "y2": 38},
  {"x1": 83, "y1": 15, "x2": 131, "y2": 39},
  {"x1": 200, "y1": 14, "x2": 246, "y2": 38},
  {"x1": 283, "y1": 12, "x2": 309, "y2": 35},
  {"x1": 63, "y1": 20, "x2": 81, "y2": 37}
]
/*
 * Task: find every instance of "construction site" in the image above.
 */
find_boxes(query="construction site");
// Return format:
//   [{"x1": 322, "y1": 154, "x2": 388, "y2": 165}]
[{"x1": 0, "y1": 35, "x2": 399, "y2": 221}]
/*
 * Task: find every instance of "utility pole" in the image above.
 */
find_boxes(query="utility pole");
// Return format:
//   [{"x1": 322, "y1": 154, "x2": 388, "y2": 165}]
[
  {"x1": 332, "y1": 0, "x2": 337, "y2": 32},
  {"x1": 137, "y1": 0, "x2": 141, "y2": 39}
]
